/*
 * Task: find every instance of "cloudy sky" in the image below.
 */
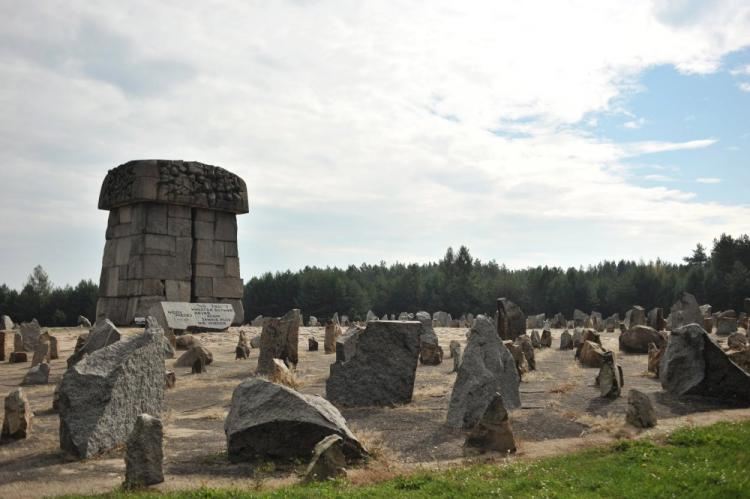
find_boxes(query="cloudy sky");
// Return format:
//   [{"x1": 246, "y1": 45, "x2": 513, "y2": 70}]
[{"x1": 1, "y1": 1, "x2": 750, "y2": 288}]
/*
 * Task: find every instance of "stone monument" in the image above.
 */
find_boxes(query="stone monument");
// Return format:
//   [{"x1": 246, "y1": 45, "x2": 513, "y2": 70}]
[{"x1": 95, "y1": 160, "x2": 248, "y2": 326}]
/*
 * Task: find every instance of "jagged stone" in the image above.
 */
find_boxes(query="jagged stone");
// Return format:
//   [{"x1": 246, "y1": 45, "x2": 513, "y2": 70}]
[
  {"x1": 573, "y1": 309, "x2": 588, "y2": 328},
  {"x1": 514, "y1": 334, "x2": 535, "y2": 371},
  {"x1": 504, "y1": 340, "x2": 528, "y2": 378},
  {"x1": 251, "y1": 315, "x2": 264, "y2": 327},
  {"x1": 235, "y1": 331, "x2": 250, "y2": 360},
  {"x1": 67, "y1": 319, "x2": 121, "y2": 368},
  {"x1": 447, "y1": 316, "x2": 520, "y2": 428},
  {"x1": 623, "y1": 306, "x2": 647, "y2": 330},
  {"x1": 0, "y1": 315, "x2": 13, "y2": 331},
  {"x1": 540, "y1": 328, "x2": 552, "y2": 348},
  {"x1": 175, "y1": 334, "x2": 198, "y2": 350},
  {"x1": 324, "y1": 321, "x2": 342, "y2": 354},
  {"x1": 327, "y1": 321, "x2": 421, "y2": 407},
  {"x1": 578, "y1": 340, "x2": 607, "y2": 368},
  {"x1": 647, "y1": 342, "x2": 665, "y2": 376},
  {"x1": 308, "y1": 337, "x2": 319, "y2": 351},
  {"x1": 31, "y1": 338, "x2": 50, "y2": 367},
  {"x1": 77, "y1": 315, "x2": 92, "y2": 328},
  {"x1": 660, "y1": 324, "x2": 750, "y2": 401},
  {"x1": 464, "y1": 393, "x2": 516, "y2": 455},
  {"x1": 1, "y1": 388, "x2": 32, "y2": 443},
  {"x1": 225, "y1": 378, "x2": 366, "y2": 462},
  {"x1": 530, "y1": 330, "x2": 541, "y2": 348},
  {"x1": 596, "y1": 352, "x2": 623, "y2": 399},
  {"x1": 250, "y1": 335, "x2": 261, "y2": 348},
  {"x1": 727, "y1": 332, "x2": 748, "y2": 350},
  {"x1": 451, "y1": 343, "x2": 462, "y2": 372},
  {"x1": 18, "y1": 320, "x2": 42, "y2": 352},
  {"x1": 22, "y1": 362, "x2": 50, "y2": 385},
  {"x1": 308, "y1": 316, "x2": 319, "y2": 327},
  {"x1": 626, "y1": 389, "x2": 656, "y2": 428},
  {"x1": 304, "y1": 434, "x2": 347, "y2": 482},
  {"x1": 668, "y1": 293, "x2": 703, "y2": 330},
  {"x1": 496, "y1": 298, "x2": 525, "y2": 341},
  {"x1": 257, "y1": 309, "x2": 300, "y2": 374},
  {"x1": 59, "y1": 329, "x2": 165, "y2": 458},
  {"x1": 124, "y1": 414, "x2": 164, "y2": 488},
  {"x1": 560, "y1": 330, "x2": 574, "y2": 350}
]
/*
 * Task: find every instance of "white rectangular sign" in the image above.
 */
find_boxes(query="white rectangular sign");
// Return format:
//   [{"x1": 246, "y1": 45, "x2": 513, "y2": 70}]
[{"x1": 159, "y1": 302, "x2": 235, "y2": 330}]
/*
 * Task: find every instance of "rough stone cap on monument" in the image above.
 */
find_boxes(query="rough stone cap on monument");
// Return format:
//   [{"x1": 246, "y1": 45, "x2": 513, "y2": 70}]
[{"x1": 98, "y1": 160, "x2": 249, "y2": 214}]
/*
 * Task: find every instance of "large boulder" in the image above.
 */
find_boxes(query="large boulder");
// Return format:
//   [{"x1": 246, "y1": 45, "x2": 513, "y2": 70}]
[
  {"x1": 619, "y1": 325, "x2": 666, "y2": 354},
  {"x1": 124, "y1": 414, "x2": 164, "y2": 488},
  {"x1": 326, "y1": 321, "x2": 421, "y2": 407},
  {"x1": 660, "y1": 324, "x2": 750, "y2": 401},
  {"x1": 67, "y1": 319, "x2": 121, "y2": 368},
  {"x1": 578, "y1": 340, "x2": 607, "y2": 368},
  {"x1": 447, "y1": 316, "x2": 521, "y2": 429},
  {"x1": 1, "y1": 388, "x2": 33, "y2": 443},
  {"x1": 225, "y1": 378, "x2": 366, "y2": 462},
  {"x1": 496, "y1": 298, "x2": 525, "y2": 341},
  {"x1": 257, "y1": 309, "x2": 300, "y2": 374},
  {"x1": 58, "y1": 328, "x2": 165, "y2": 458},
  {"x1": 668, "y1": 293, "x2": 703, "y2": 330},
  {"x1": 18, "y1": 319, "x2": 42, "y2": 352},
  {"x1": 626, "y1": 390, "x2": 657, "y2": 428}
]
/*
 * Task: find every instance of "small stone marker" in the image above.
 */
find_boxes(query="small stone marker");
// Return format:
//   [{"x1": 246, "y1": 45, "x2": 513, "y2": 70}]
[
  {"x1": 530, "y1": 330, "x2": 541, "y2": 348},
  {"x1": 175, "y1": 344, "x2": 213, "y2": 368},
  {"x1": 124, "y1": 414, "x2": 164, "y2": 488},
  {"x1": 560, "y1": 330, "x2": 574, "y2": 350},
  {"x1": 0, "y1": 331, "x2": 4, "y2": 361},
  {"x1": 22, "y1": 362, "x2": 50, "y2": 385},
  {"x1": 9, "y1": 352, "x2": 27, "y2": 363},
  {"x1": 450, "y1": 342, "x2": 462, "y2": 372},
  {"x1": 596, "y1": 352, "x2": 623, "y2": 399},
  {"x1": 257, "y1": 309, "x2": 300, "y2": 375},
  {"x1": 1, "y1": 388, "x2": 33, "y2": 443},
  {"x1": 165, "y1": 371, "x2": 176, "y2": 389},
  {"x1": 308, "y1": 337, "x2": 319, "y2": 351},
  {"x1": 540, "y1": 328, "x2": 552, "y2": 348},
  {"x1": 626, "y1": 390, "x2": 656, "y2": 428},
  {"x1": 324, "y1": 321, "x2": 342, "y2": 354}
]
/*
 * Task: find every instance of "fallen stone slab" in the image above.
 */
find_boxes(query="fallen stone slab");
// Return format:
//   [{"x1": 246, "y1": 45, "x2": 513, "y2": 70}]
[
  {"x1": 326, "y1": 321, "x2": 421, "y2": 407},
  {"x1": 660, "y1": 324, "x2": 750, "y2": 401},
  {"x1": 58, "y1": 328, "x2": 165, "y2": 458},
  {"x1": 225, "y1": 377, "x2": 366, "y2": 462},
  {"x1": 174, "y1": 344, "x2": 213, "y2": 368},
  {"x1": 303, "y1": 434, "x2": 347, "y2": 483},
  {"x1": 447, "y1": 316, "x2": 520, "y2": 429}
]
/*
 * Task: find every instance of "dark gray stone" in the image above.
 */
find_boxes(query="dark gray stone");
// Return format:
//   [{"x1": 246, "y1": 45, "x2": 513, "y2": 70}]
[
  {"x1": 464, "y1": 393, "x2": 516, "y2": 454},
  {"x1": 447, "y1": 316, "x2": 521, "y2": 429},
  {"x1": 619, "y1": 325, "x2": 666, "y2": 354},
  {"x1": 58, "y1": 328, "x2": 165, "y2": 458},
  {"x1": 225, "y1": 378, "x2": 366, "y2": 462},
  {"x1": 124, "y1": 414, "x2": 164, "y2": 488},
  {"x1": 668, "y1": 293, "x2": 703, "y2": 330},
  {"x1": 257, "y1": 309, "x2": 300, "y2": 374},
  {"x1": 540, "y1": 328, "x2": 552, "y2": 348},
  {"x1": 326, "y1": 321, "x2": 421, "y2": 407},
  {"x1": 497, "y1": 298, "x2": 525, "y2": 341},
  {"x1": 1, "y1": 388, "x2": 32, "y2": 443},
  {"x1": 560, "y1": 330, "x2": 574, "y2": 350},
  {"x1": 22, "y1": 362, "x2": 50, "y2": 385},
  {"x1": 626, "y1": 390, "x2": 656, "y2": 428},
  {"x1": 660, "y1": 324, "x2": 750, "y2": 401}
]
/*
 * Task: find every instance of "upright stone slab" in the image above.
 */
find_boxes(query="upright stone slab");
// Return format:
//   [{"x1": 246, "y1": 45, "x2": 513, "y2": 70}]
[
  {"x1": 496, "y1": 298, "x2": 525, "y2": 341},
  {"x1": 0, "y1": 315, "x2": 13, "y2": 331},
  {"x1": 0, "y1": 331, "x2": 4, "y2": 361},
  {"x1": 18, "y1": 320, "x2": 41, "y2": 352},
  {"x1": 58, "y1": 328, "x2": 165, "y2": 458},
  {"x1": 124, "y1": 414, "x2": 164, "y2": 488},
  {"x1": 1, "y1": 388, "x2": 33, "y2": 443},
  {"x1": 624, "y1": 306, "x2": 647, "y2": 330},
  {"x1": 447, "y1": 316, "x2": 521, "y2": 429},
  {"x1": 416, "y1": 311, "x2": 443, "y2": 365},
  {"x1": 95, "y1": 160, "x2": 248, "y2": 326},
  {"x1": 668, "y1": 292, "x2": 703, "y2": 330},
  {"x1": 257, "y1": 309, "x2": 300, "y2": 374},
  {"x1": 660, "y1": 324, "x2": 750, "y2": 401},
  {"x1": 326, "y1": 321, "x2": 421, "y2": 407}
]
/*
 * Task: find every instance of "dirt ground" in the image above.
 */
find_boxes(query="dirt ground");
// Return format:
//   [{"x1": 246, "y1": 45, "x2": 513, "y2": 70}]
[{"x1": 1, "y1": 326, "x2": 749, "y2": 497}]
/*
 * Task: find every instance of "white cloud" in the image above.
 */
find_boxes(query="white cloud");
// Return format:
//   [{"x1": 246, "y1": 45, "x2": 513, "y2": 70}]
[
  {"x1": 738, "y1": 82, "x2": 750, "y2": 92},
  {"x1": 730, "y1": 64, "x2": 750, "y2": 76},
  {"x1": 0, "y1": 1, "x2": 749, "y2": 285},
  {"x1": 697, "y1": 177, "x2": 722, "y2": 184},
  {"x1": 624, "y1": 117, "x2": 646, "y2": 129},
  {"x1": 644, "y1": 174, "x2": 673, "y2": 181}
]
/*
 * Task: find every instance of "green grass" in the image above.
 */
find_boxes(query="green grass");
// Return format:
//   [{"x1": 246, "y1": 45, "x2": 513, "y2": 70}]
[{"x1": 73, "y1": 420, "x2": 750, "y2": 498}]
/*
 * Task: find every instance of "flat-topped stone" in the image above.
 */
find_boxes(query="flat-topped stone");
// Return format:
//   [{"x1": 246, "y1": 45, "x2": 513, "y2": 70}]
[{"x1": 99, "y1": 160, "x2": 249, "y2": 214}]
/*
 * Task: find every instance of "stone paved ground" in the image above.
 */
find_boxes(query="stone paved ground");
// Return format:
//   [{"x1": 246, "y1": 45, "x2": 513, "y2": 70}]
[{"x1": 0, "y1": 326, "x2": 747, "y2": 497}]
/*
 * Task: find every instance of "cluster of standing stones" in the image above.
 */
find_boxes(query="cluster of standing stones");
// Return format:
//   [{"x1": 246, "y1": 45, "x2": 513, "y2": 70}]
[{"x1": 2, "y1": 161, "x2": 750, "y2": 487}]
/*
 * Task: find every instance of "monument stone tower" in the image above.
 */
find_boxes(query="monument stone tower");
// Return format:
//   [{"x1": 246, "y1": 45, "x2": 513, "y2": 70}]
[{"x1": 95, "y1": 160, "x2": 249, "y2": 326}]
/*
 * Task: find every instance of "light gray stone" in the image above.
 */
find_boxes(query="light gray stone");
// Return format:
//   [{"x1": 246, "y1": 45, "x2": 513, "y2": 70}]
[
  {"x1": 174, "y1": 344, "x2": 213, "y2": 368},
  {"x1": 626, "y1": 389, "x2": 656, "y2": 428},
  {"x1": 447, "y1": 316, "x2": 521, "y2": 429},
  {"x1": 668, "y1": 292, "x2": 703, "y2": 330},
  {"x1": 326, "y1": 321, "x2": 421, "y2": 407},
  {"x1": 0, "y1": 315, "x2": 13, "y2": 331},
  {"x1": 257, "y1": 309, "x2": 300, "y2": 374},
  {"x1": 304, "y1": 434, "x2": 347, "y2": 482},
  {"x1": 18, "y1": 319, "x2": 41, "y2": 352},
  {"x1": 225, "y1": 378, "x2": 366, "y2": 462},
  {"x1": 58, "y1": 328, "x2": 165, "y2": 458},
  {"x1": 124, "y1": 414, "x2": 164, "y2": 488}
]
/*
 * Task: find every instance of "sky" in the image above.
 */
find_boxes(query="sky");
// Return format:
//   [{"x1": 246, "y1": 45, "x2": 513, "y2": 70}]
[{"x1": 1, "y1": 0, "x2": 750, "y2": 288}]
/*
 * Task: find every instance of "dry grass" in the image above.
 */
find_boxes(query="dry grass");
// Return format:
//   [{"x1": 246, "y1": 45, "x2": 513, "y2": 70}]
[
  {"x1": 347, "y1": 427, "x2": 403, "y2": 486},
  {"x1": 412, "y1": 385, "x2": 449, "y2": 400},
  {"x1": 575, "y1": 413, "x2": 624, "y2": 435},
  {"x1": 522, "y1": 370, "x2": 553, "y2": 382},
  {"x1": 549, "y1": 382, "x2": 577, "y2": 394}
]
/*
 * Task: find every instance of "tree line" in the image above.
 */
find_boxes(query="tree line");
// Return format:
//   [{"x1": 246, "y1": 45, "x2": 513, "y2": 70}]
[{"x1": 1, "y1": 234, "x2": 749, "y2": 326}]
